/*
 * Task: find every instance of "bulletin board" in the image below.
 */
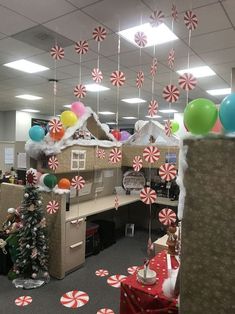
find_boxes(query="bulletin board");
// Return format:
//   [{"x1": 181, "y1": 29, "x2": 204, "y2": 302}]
[{"x1": 0, "y1": 141, "x2": 15, "y2": 172}]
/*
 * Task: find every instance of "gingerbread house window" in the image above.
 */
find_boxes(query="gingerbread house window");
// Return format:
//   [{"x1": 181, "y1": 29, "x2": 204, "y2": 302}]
[{"x1": 71, "y1": 150, "x2": 86, "y2": 170}]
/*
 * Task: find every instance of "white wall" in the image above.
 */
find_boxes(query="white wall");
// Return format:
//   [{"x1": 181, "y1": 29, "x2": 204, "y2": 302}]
[
  {"x1": 0, "y1": 111, "x2": 16, "y2": 141},
  {"x1": 0, "y1": 112, "x2": 4, "y2": 140},
  {"x1": 174, "y1": 113, "x2": 188, "y2": 139}
]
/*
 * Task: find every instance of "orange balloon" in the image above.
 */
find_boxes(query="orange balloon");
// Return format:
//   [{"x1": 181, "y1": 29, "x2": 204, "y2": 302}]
[
  {"x1": 50, "y1": 128, "x2": 65, "y2": 141},
  {"x1": 58, "y1": 178, "x2": 71, "y2": 189}
]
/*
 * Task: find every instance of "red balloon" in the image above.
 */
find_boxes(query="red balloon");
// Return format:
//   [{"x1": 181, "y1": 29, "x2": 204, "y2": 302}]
[
  {"x1": 50, "y1": 128, "x2": 65, "y2": 141},
  {"x1": 111, "y1": 129, "x2": 121, "y2": 141}
]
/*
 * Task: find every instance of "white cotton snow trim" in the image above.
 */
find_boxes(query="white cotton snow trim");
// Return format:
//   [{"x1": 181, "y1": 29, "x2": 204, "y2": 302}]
[
  {"x1": 162, "y1": 268, "x2": 179, "y2": 299},
  {"x1": 176, "y1": 139, "x2": 188, "y2": 220},
  {"x1": 37, "y1": 185, "x2": 70, "y2": 194}
]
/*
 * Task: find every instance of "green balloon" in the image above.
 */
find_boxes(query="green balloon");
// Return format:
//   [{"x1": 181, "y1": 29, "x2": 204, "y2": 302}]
[
  {"x1": 171, "y1": 121, "x2": 179, "y2": 133},
  {"x1": 184, "y1": 98, "x2": 218, "y2": 135},
  {"x1": 43, "y1": 174, "x2": 57, "y2": 189}
]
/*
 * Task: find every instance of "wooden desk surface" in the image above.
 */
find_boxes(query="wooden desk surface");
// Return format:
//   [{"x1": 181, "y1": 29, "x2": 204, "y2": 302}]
[{"x1": 67, "y1": 195, "x2": 178, "y2": 221}]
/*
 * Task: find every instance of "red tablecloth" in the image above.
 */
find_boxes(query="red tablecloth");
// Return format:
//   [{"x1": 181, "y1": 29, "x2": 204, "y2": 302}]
[{"x1": 120, "y1": 251, "x2": 179, "y2": 314}]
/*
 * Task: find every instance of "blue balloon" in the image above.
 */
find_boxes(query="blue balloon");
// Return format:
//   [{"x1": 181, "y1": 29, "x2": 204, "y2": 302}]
[
  {"x1": 29, "y1": 125, "x2": 45, "y2": 142},
  {"x1": 219, "y1": 93, "x2": 235, "y2": 132}
]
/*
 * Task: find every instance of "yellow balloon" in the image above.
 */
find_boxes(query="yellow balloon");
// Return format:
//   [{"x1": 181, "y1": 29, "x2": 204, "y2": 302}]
[{"x1": 61, "y1": 111, "x2": 78, "y2": 127}]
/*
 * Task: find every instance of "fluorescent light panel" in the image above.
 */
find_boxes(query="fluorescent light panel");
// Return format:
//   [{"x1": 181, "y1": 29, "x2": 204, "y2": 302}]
[
  {"x1": 119, "y1": 23, "x2": 178, "y2": 47},
  {"x1": 122, "y1": 116, "x2": 137, "y2": 120},
  {"x1": 145, "y1": 115, "x2": 162, "y2": 118},
  {"x1": 21, "y1": 109, "x2": 40, "y2": 113},
  {"x1": 106, "y1": 122, "x2": 116, "y2": 125},
  {"x1": 177, "y1": 66, "x2": 216, "y2": 78},
  {"x1": 159, "y1": 109, "x2": 178, "y2": 113},
  {"x1": 4, "y1": 59, "x2": 49, "y2": 73},
  {"x1": 207, "y1": 88, "x2": 231, "y2": 96},
  {"x1": 85, "y1": 84, "x2": 109, "y2": 92},
  {"x1": 121, "y1": 98, "x2": 146, "y2": 104},
  {"x1": 99, "y1": 111, "x2": 115, "y2": 115},
  {"x1": 16, "y1": 94, "x2": 42, "y2": 100},
  {"x1": 64, "y1": 104, "x2": 71, "y2": 108}
]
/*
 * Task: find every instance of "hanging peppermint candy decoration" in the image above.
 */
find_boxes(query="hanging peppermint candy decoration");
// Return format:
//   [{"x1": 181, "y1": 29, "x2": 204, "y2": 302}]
[
  {"x1": 75, "y1": 40, "x2": 89, "y2": 55},
  {"x1": 26, "y1": 168, "x2": 38, "y2": 186},
  {"x1": 50, "y1": 45, "x2": 64, "y2": 60},
  {"x1": 134, "y1": 31, "x2": 147, "y2": 48},
  {"x1": 109, "y1": 148, "x2": 122, "y2": 163},
  {"x1": 184, "y1": 10, "x2": 198, "y2": 31},
  {"x1": 114, "y1": 195, "x2": 119, "y2": 210},
  {"x1": 133, "y1": 156, "x2": 143, "y2": 172},
  {"x1": 15, "y1": 296, "x2": 32, "y2": 307},
  {"x1": 143, "y1": 146, "x2": 160, "y2": 163},
  {"x1": 165, "y1": 120, "x2": 172, "y2": 137},
  {"x1": 93, "y1": 26, "x2": 107, "y2": 42},
  {"x1": 163, "y1": 85, "x2": 179, "y2": 103},
  {"x1": 107, "y1": 275, "x2": 127, "y2": 288},
  {"x1": 136, "y1": 71, "x2": 144, "y2": 89},
  {"x1": 172, "y1": 4, "x2": 178, "y2": 22},
  {"x1": 71, "y1": 175, "x2": 85, "y2": 190},
  {"x1": 140, "y1": 187, "x2": 157, "y2": 204},
  {"x1": 148, "y1": 100, "x2": 158, "y2": 117},
  {"x1": 48, "y1": 118, "x2": 63, "y2": 134},
  {"x1": 150, "y1": 58, "x2": 158, "y2": 76},
  {"x1": 74, "y1": 84, "x2": 86, "y2": 98},
  {"x1": 110, "y1": 71, "x2": 125, "y2": 87},
  {"x1": 96, "y1": 148, "x2": 106, "y2": 159},
  {"x1": 178, "y1": 73, "x2": 197, "y2": 91},
  {"x1": 150, "y1": 10, "x2": 164, "y2": 27},
  {"x1": 97, "y1": 309, "x2": 115, "y2": 314},
  {"x1": 60, "y1": 290, "x2": 89, "y2": 308},
  {"x1": 46, "y1": 200, "x2": 59, "y2": 214},
  {"x1": 92, "y1": 68, "x2": 103, "y2": 84},
  {"x1": 168, "y1": 48, "x2": 175, "y2": 69},
  {"x1": 158, "y1": 208, "x2": 176, "y2": 225},
  {"x1": 48, "y1": 156, "x2": 59, "y2": 171},
  {"x1": 159, "y1": 163, "x2": 177, "y2": 181},
  {"x1": 95, "y1": 269, "x2": 109, "y2": 277}
]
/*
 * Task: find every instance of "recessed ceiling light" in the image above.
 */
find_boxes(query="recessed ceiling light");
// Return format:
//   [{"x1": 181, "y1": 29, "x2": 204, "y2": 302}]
[
  {"x1": 64, "y1": 104, "x2": 71, "y2": 108},
  {"x1": 106, "y1": 122, "x2": 116, "y2": 125},
  {"x1": 122, "y1": 116, "x2": 137, "y2": 120},
  {"x1": 15, "y1": 94, "x2": 43, "y2": 100},
  {"x1": 85, "y1": 84, "x2": 109, "y2": 92},
  {"x1": 206, "y1": 88, "x2": 231, "y2": 96},
  {"x1": 99, "y1": 111, "x2": 115, "y2": 115},
  {"x1": 119, "y1": 23, "x2": 178, "y2": 48},
  {"x1": 145, "y1": 115, "x2": 162, "y2": 118},
  {"x1": 121, "y1": 98, "x2": 146, "y2": 104},
  {"x1": 21, "y1": 109, "x2": 40, "y2": 113},
  {"x1": 177, "y1": 66, "x2": 216, "y2": 78},
  {"x1": 4, "y1": 59, "x2": 49, "y2": 73},
  {"x1": 159, "y1": 109, "x2": 178, "y2": 113}
]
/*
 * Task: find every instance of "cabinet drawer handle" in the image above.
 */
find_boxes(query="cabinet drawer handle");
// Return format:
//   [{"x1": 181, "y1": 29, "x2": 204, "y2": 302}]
[
  {"x1": 70, "y1": 241, "x2": 83, "y2": 249},
  {"x1": 70, "y1": 218, "x2": 84, "y2": 225}
]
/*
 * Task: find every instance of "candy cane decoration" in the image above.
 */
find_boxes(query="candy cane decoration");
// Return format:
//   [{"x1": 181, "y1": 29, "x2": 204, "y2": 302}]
[
  {"x1": 150, "y1": 57, "x2": 158, "y2": 76},
  {"x1": 110, "y1": 70, "x2": 125, "y2": 87},
  {"x1": 93, "y1": 26, "x2": 107, "y2": 42},
  {"x1": 46, "y1": 200, "x2": 59, "y2": 214},
  {"x1": 107, "y1": 275, "x2": 127, "y2": 288},
  {"x1": 168, "y1": 48, "x2": 175, "y2": 69},
  {"x1": 92, "y1": 68, "x2": 103, "y2": 84},
  {"x1": 158, "y1": 208, "x2": 176, "y2": 225},
  {"x1": 184, "y1": 10, "x2": 198, "y2": 31},
  {"x1": 163, "y1": 84, "x2": 179, "y2": 103},
  {"x1": 143, "y1": 146, "x2": 160, "y2": 163},
  {"x1": 48, "y1": 118, "x2": 63, "y2": 134},
  {"x1": 165, "y1": 119, "x2": 172, "y2": 137},
  {"x1": 71, "y1": 175, "x2": 85, "y2": 190},
  {"x1": 109, "y1": 148, "x2": 122, "y2": 163},
  {"x1": 48, "y1": 156, "x2": 59, "y2": 171},
  {"x1": 127, "y1": 266, "x2": 139, "y2": 275},
  {"x1": 96, "y1": 148, "x2": 106, "y2": 159},
  {"x1": 148, "y1": 100, "x2": 158, "y2": 117},
  {"x1": 50, "y1": 45, "x2": 64, "y2": 60},
  {"x1": 75, "y1": 40, "x2": 89, "y2": 55},
  {"x1": 150, "y1": 10, "x2": 164, "y2": 27},
  {"x1": 178, "y1": 73, "x2": 197, "y2": 91},
  {"x1": 133, "y1": 156, "x2": 143, "y2": 172},
  {"x1": 15, "y1": 296, "x2": 32, "y2": 307},
  {"x1": 134, "y1": 31, "x2": 147, "y2": 48},
  {"x1": 74, "y1": 84, "x2": 86, "y2": 98},
  {"x1": 159, "y1": 163, "x2": 177, "y2": 181},
  {"x1": 97, "y1": 309, "x2": 115, "y2": 314},
  {"x1": 60, "y1": 290, "x2": 89, "y2": 308},
  {"x1": 136, "y1": 71, "x2": 144, "y2": 88},
  {"x1": 140, "y1": 187, "x2": 157, "y2": 204},
  {"x1": 95, "y1": 269, "x2": 109, "y2": 277}
]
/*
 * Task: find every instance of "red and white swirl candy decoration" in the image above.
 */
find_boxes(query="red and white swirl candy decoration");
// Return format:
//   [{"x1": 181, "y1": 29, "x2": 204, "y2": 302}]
[
  {"x1": 48, "y1": 118, "x2": 63, "y2": 134},
  {"x1": 74, "y1": 84, "x2": 86, "y2": 98},
  {"x1": 168, "y1": 48, "x2": 175, "y2": 69},
  {"x1": 107, "y1": 275, "x2": 127, "y2": 288},
  {"x1": 50, "y1": 45, "x2": 64, "y2": 60},
  {"x1": 159, "y1": 208, "x2": 176, "y2": 225},
  {"x1": 46, "y1": 200, "x2": 59, "y2": 214},
  {"x1": 140, "y1": 187, "x2": 157, "y2": 205},
  {"x1": 133, "y1": 156, "x2": 143, "y2": 172},
  {"x1": 109, "y1": 148, "x2": 122, "y2": 164},
  {"x1": 114, "y1": 195, "x2": 119, "y2": 210},
  {"x1": 150, "y1": 58, "x2": 158, "y2": 76},
  {"x1": 96, "y1": 148, "x2": 106, "y2": 159},
  {"x1": 148, "y1": 100, "x2": 158, "y2": 117},
  {"x1": 110, "y1": 70, "x2": 125, "y2": 87},
  {"x1": 97, "y1": 309, "x2": 115, "y2": 314},
  {"x1": 165, "y1": 120, "x2": 172, "y2": 137},
  {"x1": 48, "y1": 156, "x2": 59, "y2": 171},
  {"x1": 127, "y1": 266, "x2": 139, "y2": 275},
  {"x1": 71, "y1": 175, "x2": 85, "y2": 190},
  {"x1": 184, "y1": 10, "x2": 198, "y2": 31},
  {"x1": 134, "y1": 31, "x2": 147, "y2": 48},
  {"x1": 150, "y1": 10, "x2": 164, "y2": 27},
  {"x1": 159, "y1": 163, "x2": 177, "y2": 181},
  {"x1": 136, "y1": 71, "x2": 144, "y2": 89},
  {"x1": 92, "y1": 68, "x2": 103, "y2": 84},
  {"x1": 143, "y1": 146, "x2": 160, "y2": 163},
  {"x1": 172, "y1": 4, "x2": 178, "y2": 22},
  {"x1": 163, "y1": 85, "x2": 179, "y2": 103},
  {"x1": 15, "y1": 296, "x2": 32, "y2": 307},
  {"x1": 93, "y1": 26, "x2": 107, "y2": 42},
  {"x1": 95, "y1": 269, "x2": 109, "y2": 277},
  {"x1": 75, "y1": 40, "x2": 89, "y2": 55},
  {"x1": 178, "y1": 73, "x2": 197, "y2": 91},
  {"x1": 26, "y1": 168, "x2": 38, "y2": 186},
  {"x1": 60, "y1": 290, "x2": 89, "y2": 308}
]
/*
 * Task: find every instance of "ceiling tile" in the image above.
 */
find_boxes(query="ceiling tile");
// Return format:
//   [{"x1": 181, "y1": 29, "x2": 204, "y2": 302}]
[
  {"x1": 222, "y1": 0, "x2": 235, "y2": 27},
  {"x1": 63, "y1": 44, "x2": 97, "y2": 63},
  {"x1": 109, "y1": 50, "x2": 152, "y2": 67},
  {"x1": 0, "y1": 38, "x2": 43, "y2": 58},
  {"x1": 27, "y1": 52, "x2": 73, "y2": 70},
  {"x1": 67, "y1": 0, "x2": 105, "y2": 9}
]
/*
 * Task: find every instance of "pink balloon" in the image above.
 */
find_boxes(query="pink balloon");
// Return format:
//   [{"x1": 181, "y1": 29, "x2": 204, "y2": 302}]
[{"x1": 71, "y1": 101, "x2": 86, "y2": 117}]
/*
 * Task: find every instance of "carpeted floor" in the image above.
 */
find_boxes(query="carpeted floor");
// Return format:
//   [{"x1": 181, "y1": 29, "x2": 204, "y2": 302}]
[{"x1": 0, "y1": 230, "x2": 161, "y2": 314}]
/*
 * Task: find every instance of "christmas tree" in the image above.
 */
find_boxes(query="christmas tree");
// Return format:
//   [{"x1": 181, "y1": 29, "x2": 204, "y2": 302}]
[{"x1": 16, "y1": 185, "x2": 49, "y2": 279}]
